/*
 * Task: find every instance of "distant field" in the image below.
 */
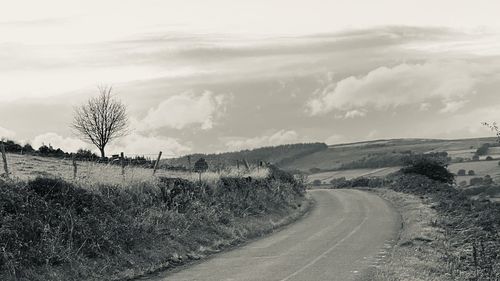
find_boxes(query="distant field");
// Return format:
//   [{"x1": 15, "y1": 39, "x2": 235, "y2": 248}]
[
  {"x1": 282, "y1": 137, "x2": 497, "y2": 172},
  {"x1": 449, "y1": 160, "x2": 500, "y2": 184},
  {"x1": 307, "y1": 167, "x2": 400, "y2": 184},
  {"x1": 3, "y1": 153, "x2": 268, "y2": 186}
]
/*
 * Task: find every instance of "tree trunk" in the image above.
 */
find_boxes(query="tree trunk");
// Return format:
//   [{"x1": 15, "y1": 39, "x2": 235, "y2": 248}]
[{"x1": 100, "y1": 148, "x2": 105, "y2": 158}]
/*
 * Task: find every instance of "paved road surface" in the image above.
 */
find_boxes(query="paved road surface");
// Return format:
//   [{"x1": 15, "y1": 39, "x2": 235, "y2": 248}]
[{"x1": 150, "y1": 189, "x2": 401, "y2": 281}]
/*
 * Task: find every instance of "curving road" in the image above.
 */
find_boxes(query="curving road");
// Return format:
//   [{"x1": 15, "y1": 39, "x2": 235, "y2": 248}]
[{"x1": 149, "y1": 189, "x2": 401, "y2": 281}]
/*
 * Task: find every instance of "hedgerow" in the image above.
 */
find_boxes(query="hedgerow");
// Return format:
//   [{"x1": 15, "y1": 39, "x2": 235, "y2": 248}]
[{"x1": 0, "y1": 166, "x2": 305, "y2": 281}]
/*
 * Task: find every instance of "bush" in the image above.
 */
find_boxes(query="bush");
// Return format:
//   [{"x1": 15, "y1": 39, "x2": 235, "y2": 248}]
[
  {"x1": 484, "y1": 175, "x2": 494, "y2": 185},
  {"x1": 475, "y1": 143, "x2": 490, "y2": 156},
  {"x1": 309, "y1": 167, "x2": 321, "y2": 174},
  {"x1": 470, "y1": 177, "x2": 484, "y2": 186},
  {"x1": 457, "y1": 169, "x2": 466, "y2": 176},
  {"x1": 312, "y1": 179, "x2": 322, "y2": 186},
  {"x1": 458, "y1": 180, "x2": 468, "y2": 187},
  {"x1": 468, "y1": 170, "x2": 475, "y2": 176},
  {"x1": 486, "y1": 156, "x2": 494, "y2": 160},
  {"x1": 472, "y1": 155, "x2": 480, "y2": 161},
  {"x1": 401, "y1": 154, "x2": 454, "y2": 184}
]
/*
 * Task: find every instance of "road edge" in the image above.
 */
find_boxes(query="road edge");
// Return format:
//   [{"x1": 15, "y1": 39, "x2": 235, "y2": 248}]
[{"x1": 128, "y1": 194, "x2": 316, "y2": 281}]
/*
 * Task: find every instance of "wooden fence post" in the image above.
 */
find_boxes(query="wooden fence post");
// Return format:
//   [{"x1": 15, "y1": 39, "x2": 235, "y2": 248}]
[
  {"x1": 72, "y1": 153, "x2": 77, "y2": 179},
  {"x1": 153, "y1": 151, "x2": 162, "y2": 175},
  {"x1": 120, "y1": 152, "x2": 125, "y2": 177},
  {"x1": 1, "y1": 142, "x2": 9, "y2": 178}
]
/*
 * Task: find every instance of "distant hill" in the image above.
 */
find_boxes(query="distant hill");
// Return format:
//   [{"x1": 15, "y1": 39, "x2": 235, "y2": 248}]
[
  {"x1": 162, "y1": 142, "x2": 328, "y2": 170},
  {"x1": 163, "y1": 137, "x2": 499, "y2": 173},
  {"x1": 281, "y1": 137, "x2": 497, "y2": 172}
]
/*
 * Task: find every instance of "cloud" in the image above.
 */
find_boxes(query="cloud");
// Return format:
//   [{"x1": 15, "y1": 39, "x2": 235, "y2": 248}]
[
  {"x1": 344, "y1": 109, "x2": 366, "y2": 119},
  {"x1": 307, "y1": 62, "x2": 477, "y2": 116},
  {"x1": 439, "y1": 100, "x2": 468, "y2": 113},
  {"x1": 0, "y1": 126, "x2": 15, "y2": 139},
  {"x1": 32, "y1": 132, "x2": 89, "y2": 152},
  {"x1": 107, "y1": 133, "x2": 191, "y2": 157},
  {"x1": 141, "y1": 91, "x2": 228, "y2": 130},
  {"x1": 225, "y1": 130, "x2": 299, "y2": 151}
]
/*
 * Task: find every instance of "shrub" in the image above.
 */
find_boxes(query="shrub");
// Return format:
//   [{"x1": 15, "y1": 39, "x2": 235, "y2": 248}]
[
  {"x1": 458, "y1": 180, "x2": 468, "y2": 187},
  {"x1": 401, "y1": 154, "x2": 454, "y2": 184},
  {"x1": 468, "y1": 170, "x2": 475, "y2": 176},
  {"x1": 457, "y1": 169, "x2": 466, "y2": 176},
  {"x1": 484, "y1": 175, "x2": 494, "y2": 185},
  {"x1": 312, "y1": 179, "x2": 322, "y2": 186},
  {"x1": 475, "y1": 143, "x2": 490, "y2": 156},
  {"x1": 470, "y1": 177, "x2": 484, "y2": 186},
  {"x1": 472, "y1": 155, "x2": 480, "y2": 161},
  {"x1": 309, "y1": 167, "x2": 321, "y2": 174},
  {"x1": 486, "y1": 156, "x2": 494, "y2": 160}
]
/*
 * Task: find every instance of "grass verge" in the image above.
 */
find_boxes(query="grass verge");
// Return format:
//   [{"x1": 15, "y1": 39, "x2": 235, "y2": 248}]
[
  {"x1": 370, "y1": 188, "x2": 452, "y2": 281},
  {"x1": 0, "y1": 166, "x2": 309, "y2": 281}
]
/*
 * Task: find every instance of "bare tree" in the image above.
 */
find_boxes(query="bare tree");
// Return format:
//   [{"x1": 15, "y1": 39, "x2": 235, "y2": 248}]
[
  {"x1": 482, "y1": 121, "x2": 500, "y2": 143},
  {"x1": 72, "y1": 86, "x2": 129, "y2": 158}
]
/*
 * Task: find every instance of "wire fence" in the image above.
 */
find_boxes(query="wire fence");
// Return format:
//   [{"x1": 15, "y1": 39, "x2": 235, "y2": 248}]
[{"x1": 0, "y1": 143, "x2": 269, "y2": 186}]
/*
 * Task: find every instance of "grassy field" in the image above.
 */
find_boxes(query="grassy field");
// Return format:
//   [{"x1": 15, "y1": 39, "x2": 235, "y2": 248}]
[
  {"x1": 282, "y1": 137, "x2": 497, "y2": 172},
  {"x1": 449, "y1": 160, "x2": 500, "y2": 183},
  {"x1": 3, "y1": 153, "x2": 269, "y2": 186}
]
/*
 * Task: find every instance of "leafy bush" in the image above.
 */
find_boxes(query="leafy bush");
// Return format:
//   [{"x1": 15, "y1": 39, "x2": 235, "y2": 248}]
[
  {"x1": 457, "y1": 169, "x2": 466, "y2": 176},
  {"x1": 312, "y1": 179, "x2": 321, "y2": 186},
  {"x1": 486, "y1": 156, "x2": 494, "y2": 161},
  {"x1": 329, "y1": 176, "x2": 388, "y2": 188},
  {"x1": 468, "y1": 170, "x2": 475, "y2": 176},
  {"x1": 475, "y1": 143, "x2": 490, "y2": 156},
  {"x1": 401, "y1": 154, "x2": 454, "y2": 184},
  {"x1": 470, "y1": 177, "x2": 485, "y2": 186}
]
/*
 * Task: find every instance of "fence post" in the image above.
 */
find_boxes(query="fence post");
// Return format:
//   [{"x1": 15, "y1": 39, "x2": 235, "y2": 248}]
[
  {"x1": 72, "y1": 153, "x2": 77, "y2": 179},
  {"x1": 153, "y1": 151, "x2": 162, "y2": 175},
  {"x1": 1, "y1": 142, "x2": 9, "y2": 178},
  {"x1": 120, "y1": 152, "x2": 125, "y2": 177}
]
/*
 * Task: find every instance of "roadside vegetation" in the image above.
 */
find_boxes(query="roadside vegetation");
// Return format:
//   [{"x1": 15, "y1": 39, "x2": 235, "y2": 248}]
[
  {"x1": 0, "y1": 165, "x2": 309, "y2": 281},
  {"x1": 327, "y1": 153, "x2": 500, "y2": 280}
]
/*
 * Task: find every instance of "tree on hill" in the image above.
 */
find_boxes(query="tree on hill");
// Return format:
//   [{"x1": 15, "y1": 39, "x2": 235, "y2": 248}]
[
  {"x1": 72, "y1": 86, "x2": 129, "y2": 158},
  {"x1": 194, "y1": 158, "x2": 208, "y2": 183}
]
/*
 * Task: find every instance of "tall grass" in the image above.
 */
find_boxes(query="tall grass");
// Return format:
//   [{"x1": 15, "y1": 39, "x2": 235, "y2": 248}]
[{"x1": 0, "y1": 165, "x2": 304, "y2": 281}]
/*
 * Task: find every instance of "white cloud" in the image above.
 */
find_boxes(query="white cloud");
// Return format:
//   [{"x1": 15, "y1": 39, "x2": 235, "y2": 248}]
[
  {"x1": 225, "y1": 130, "x2": 299, "y2": 151},
  {"x1": 32, "y1": 132, "x2": 89, "y2": 152},
  {"x1": 344, "y1": 109, "x2": 366, "y2": 119},
  {"x1": 439, "y1": 100, "x2": 468, "y2": 113},
  {"x1": 0, "y1": 126, "x2": 15, "y2": 139},
  {"x1": 107, "y1": 133, "x2": 191, "y2": 157},
  {"x1": 419, "y1": 102, "x2": 432, "y2": 111},
  {"x1": 307, "y1": 62, "x2": 477, "y2": 116},
  {"x1": 141, "y1": 91, "x2": 228, "y2": 130}
]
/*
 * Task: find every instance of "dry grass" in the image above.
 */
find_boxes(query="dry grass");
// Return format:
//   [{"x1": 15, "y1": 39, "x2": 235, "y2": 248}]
[
  {"x1": 371, "y1": 188, "x2": 453, "y2": 281},
  {"x1": 4, "y1": 153, "x2": 269, "y2": 187}
]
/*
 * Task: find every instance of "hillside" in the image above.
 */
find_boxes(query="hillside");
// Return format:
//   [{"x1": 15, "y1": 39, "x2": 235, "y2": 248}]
[
  {"x1": 161, "y1": 142, "x2": 328, "y2": 170},
  {"x1": 281, "y1": 137, "x2": 498, "y2": 172},
  {"x1": 161, "y1": 138, "x2": 500, "y2": 173}
]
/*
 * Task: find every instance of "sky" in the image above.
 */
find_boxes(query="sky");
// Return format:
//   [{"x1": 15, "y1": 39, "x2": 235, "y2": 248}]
[{"x1": 2, "y1": 0, "x2": 500, "y2": 157}]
